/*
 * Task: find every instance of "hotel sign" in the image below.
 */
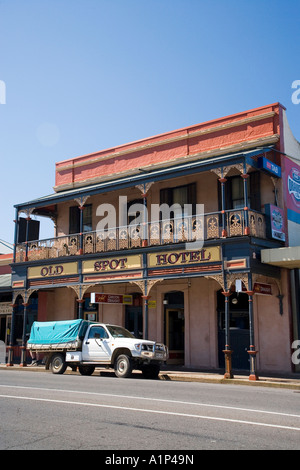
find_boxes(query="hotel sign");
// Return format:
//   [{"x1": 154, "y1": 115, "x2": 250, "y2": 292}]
[
  {"x1": 82, "y1": 255, "x2": 142, "y2": 274},
  {"x1": 148, "y1": 247, "x2": 221, "y2": 267},
  {"x1": 28, "y1": 262, "x2": 78, "y2": 279}
]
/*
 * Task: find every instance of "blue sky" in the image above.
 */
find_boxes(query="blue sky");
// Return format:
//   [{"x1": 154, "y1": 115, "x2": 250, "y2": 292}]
[{"x1": 0, "y1": 0, "x2": 299, "y2": 244}]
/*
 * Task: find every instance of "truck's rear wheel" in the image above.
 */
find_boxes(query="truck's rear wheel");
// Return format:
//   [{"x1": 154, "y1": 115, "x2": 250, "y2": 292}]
[
  {"x1": 114, "y1": 354, "x2": 133, "y2": 378},
  {"x1": 78, "y1": 365, "x2": 95, "y2": 376},
  {"x1": 51, "y1": 353, "x2": 67, "y2": 375}
]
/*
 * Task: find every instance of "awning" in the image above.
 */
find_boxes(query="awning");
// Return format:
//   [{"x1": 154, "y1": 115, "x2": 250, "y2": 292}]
[
  {"x1": 14, "y1": 147, "x2": 274, "y2": 213},
  {"x1": 0, "y1": 239, "x2": 13, "y2": 255},
  {"x1": 261, "y1": 247, "x2": 300, "y2": 269},
  {"x1": 0, "y1": 274, "x2": 12, "y2": 289}
]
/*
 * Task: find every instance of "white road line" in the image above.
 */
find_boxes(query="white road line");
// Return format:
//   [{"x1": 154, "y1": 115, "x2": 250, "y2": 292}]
[
  {"x1": 0, "y1": 393, "x2": 300, "y2": 432},
  {"x1": 0, "y1": 384, "x2": 299, "y2": 419}
]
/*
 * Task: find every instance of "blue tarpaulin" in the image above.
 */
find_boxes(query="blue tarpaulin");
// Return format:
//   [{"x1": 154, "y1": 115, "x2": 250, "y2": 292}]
[{"x1": 27, "y1": 319, "x2": 89, "y2": 345}]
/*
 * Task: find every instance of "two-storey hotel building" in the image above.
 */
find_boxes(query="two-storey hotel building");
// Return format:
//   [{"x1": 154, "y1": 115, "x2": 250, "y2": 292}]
[{"x1": 7, "y1": 103, "x2": 300, "y2": 379}]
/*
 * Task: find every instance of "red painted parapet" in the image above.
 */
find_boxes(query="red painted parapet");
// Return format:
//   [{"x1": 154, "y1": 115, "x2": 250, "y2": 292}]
[{"x1": 54, "y1": 103, "x2": 284, "y2": 191}]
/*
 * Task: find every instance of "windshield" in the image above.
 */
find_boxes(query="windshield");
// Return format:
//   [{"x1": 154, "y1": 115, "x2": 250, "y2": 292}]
[{"x1": 106, "y1": 325, "x2": 135, "y2": 338}]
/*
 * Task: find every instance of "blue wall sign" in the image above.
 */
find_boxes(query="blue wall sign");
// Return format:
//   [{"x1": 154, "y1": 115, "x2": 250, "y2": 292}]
[{"x1": 257, "y1": 156, "x2": 281, "y2": 178}]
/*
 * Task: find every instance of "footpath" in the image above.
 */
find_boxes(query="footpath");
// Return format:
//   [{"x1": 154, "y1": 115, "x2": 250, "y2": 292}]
[{"x1": 1, "y1": 363, "x2": 300, "y2": 390}]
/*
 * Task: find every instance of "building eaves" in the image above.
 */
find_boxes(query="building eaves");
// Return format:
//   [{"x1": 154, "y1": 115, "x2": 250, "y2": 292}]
[{"x1": 14, "y1": 146, "x2": 274, "y2": 212}]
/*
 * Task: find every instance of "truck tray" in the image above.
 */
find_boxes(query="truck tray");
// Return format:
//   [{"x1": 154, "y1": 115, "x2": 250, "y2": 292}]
[{"x1": 27, "y1": 319, "x2": 91, "y2": 350}]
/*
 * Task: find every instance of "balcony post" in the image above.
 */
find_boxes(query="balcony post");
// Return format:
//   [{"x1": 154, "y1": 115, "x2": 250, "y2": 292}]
[
  {"x1": 13, "y1": 208, "x2": 19, "y2": 263},
  {"x1": 79, "y1": 205, "x2": 84, "y2": 255},
  {"x1": 74, "y1": 196, "x2": 90, "y2": 255},
  {"x1": 218, "y1": 169, "x2": 227, "y2": 237},
  {"x1": 142, "y1": 192, "x2": 148, "y2": 247},
  {"x1": 241, "y1": 164, "x2": 250, "y2": 235},
  {"x1": 136, "y1": 182, "x2": 154, "y2": 247},
  {"x1": 140, "y1": 186, "x2": 149, "y2": 247},
  {"x1": 24, "y1": 216, "x2": 31, "y2": 262}
]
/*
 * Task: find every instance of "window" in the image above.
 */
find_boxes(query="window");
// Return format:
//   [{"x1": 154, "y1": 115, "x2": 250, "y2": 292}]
[
  {"x1": 224, "y1": 173, "x2": 261, "y2": 212},
  {"x1": 88, "y1": 326, "x2": 108, "y2": 339},
  {"x1": 127, "y1": 199, "x2": 144, "y2": 225},
  {"x1": 18, "y1": 217, "x2": 40, "y2": 242},
  {"x1": 160, "y1": 183, "x2": 196, "y2": 218},
  {"x1": 14, "y1": 293, "x2": 38, "y2": 343},
  {"x1": 69, "y1": 204, "x2": 92, "y2": 234},
  {"x1": 231, "y1": 176, "x2": 244, "y2": 209}
]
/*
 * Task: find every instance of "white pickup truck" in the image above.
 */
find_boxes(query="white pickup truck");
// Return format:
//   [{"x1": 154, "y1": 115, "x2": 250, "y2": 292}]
[{"x1": 27, "y1": 319, "x2": 168, "y2": 379}]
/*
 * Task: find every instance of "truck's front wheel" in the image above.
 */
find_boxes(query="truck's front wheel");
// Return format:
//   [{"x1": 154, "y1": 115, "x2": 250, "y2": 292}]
[
  {"x1": 51, "y1": 353, "x2": 67, "y2": 375},
  {"x1": 114, "y1": 354, "x2": 133, "y2": 378}
]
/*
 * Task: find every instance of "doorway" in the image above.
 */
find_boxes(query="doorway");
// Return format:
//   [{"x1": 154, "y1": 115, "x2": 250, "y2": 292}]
[
  {"x1": 125, "y1": 293, "x2": 143, "y2": 338},
  {"x1": 164, "y1": 291, "x2": 184, "y2": 364},
  {"x1": 217, "y1": 289, "x2": 250, "y2": 370},
  {"x1": 0, "y1": 316, "x2": 6, "y2": 342}
]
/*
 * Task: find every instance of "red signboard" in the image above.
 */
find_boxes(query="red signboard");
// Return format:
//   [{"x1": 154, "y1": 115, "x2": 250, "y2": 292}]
[
  {"x1": 253, "y1": 283, "x2": 272, "y2": 295},
  {"x1": 90, "y1": 293, "x2": 133, "y2": 305}
]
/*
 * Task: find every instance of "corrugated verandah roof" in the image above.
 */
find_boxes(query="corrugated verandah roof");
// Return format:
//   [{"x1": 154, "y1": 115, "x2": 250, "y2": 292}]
[{"x1": 14, "y1": 146, "x2": 273, "y2": 212}]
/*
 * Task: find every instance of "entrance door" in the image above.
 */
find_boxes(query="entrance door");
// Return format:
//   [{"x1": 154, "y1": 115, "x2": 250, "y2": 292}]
[
  {"x1": 166, "y1": 309, "x2": 184, "y2": 364},
  {"x1": 0, "y1": 316, "x2": 6, "y2": 342},
  {"x1": 217, "y1": 290, "x2": 250, "y2": 370},
  {"x1": 125, "y1": 294, "x2": 143, "y2": 338},
  {"x1": 0, "y1": 315, "x2": 11, "y2": 345}
]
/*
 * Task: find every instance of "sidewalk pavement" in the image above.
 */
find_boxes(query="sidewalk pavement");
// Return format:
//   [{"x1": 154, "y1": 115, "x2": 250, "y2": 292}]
[{"x1": 1, "y1": 363, "x2": 300, "y2": 390}]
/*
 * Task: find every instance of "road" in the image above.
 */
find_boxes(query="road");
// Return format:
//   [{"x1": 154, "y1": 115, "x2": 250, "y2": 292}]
[{"x1": 0, "y1": 369, "x2": 300, "y2": 452}]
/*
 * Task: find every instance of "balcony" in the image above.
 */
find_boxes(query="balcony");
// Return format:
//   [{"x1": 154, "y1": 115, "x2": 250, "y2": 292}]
[{"x1": 15, "y1": 209, "x2": 266, "y2": 263}]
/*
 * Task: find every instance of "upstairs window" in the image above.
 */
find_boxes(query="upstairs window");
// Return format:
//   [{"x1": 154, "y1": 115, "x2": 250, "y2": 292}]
[
  {"x1": 224, "y1": 172, "x2": 261, "y2": 212},
  {"x1": 160, "y1": 183, "x2": 197, "y2": 218},
  {"x1": 69, "y1": 204, "x2": 92, "y2": 234}
]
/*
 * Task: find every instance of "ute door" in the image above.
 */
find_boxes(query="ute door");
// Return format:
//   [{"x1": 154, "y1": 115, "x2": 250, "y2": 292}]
[{"x1": 82, "y1": 325, "x2": 111, "y2": 362}]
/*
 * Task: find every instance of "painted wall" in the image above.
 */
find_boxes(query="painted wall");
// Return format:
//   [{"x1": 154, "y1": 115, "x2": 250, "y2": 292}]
[
  {"x1": 282, "y1": 109, "x2": 300, "y2": 246},
  {"x1": 55, "y1": 103, "x2": 282, "y2": 191},
  {"x1": 254, "y1": 272, "x2": 292, "y2": 373}
]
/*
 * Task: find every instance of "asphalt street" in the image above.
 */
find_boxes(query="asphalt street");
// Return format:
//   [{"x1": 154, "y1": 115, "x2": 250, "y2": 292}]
[{"x1": 0, "y1": 369, "x2": 300, "y2": 451}]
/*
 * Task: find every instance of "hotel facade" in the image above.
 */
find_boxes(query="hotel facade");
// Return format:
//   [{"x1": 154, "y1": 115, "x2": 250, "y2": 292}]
[{"x1": 7, "y1": 103, "x2": 300, "y2": 379}]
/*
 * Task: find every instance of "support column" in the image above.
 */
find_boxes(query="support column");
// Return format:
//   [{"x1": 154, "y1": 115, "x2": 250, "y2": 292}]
[
  {"x1": 246, "y1": 275, "x2": 259, "y2": 380},
  {"x1": 219, "y1": 172, "x2": 227, "y2": 238},
  {"x1": 142, "y1": 191, "x2": 148, "y2": 247},
  {"x1": 222, "y1": 290, "x2": 234, "y2": 379},
  {"x1": 6, "y1": 303, "x2": 17, "y2": 367},
  {"x1": 136, "y1": 182, "x2": 154, "y2": 247},
  {"x1": 20, "y1": 302, "x2": 29, "y2": 367},
  {"x1": 24, "y1": 216, "x2": 31, "y2": 262},
  {"x1": 142, "y1": 295, "x2": 150, "y2": 340},
  {"x1": 241, "y1": 165, "x2": 250, "y2": 235},
  {"x1": 74, "y1": 196, "x2": 90, "y2": 255},
  {"x1": 78, "y1": 205, "x2": 84, "y2": 255},
  {"x1": 13, "y1": 208, "x2": 19, "y2": 263},
  {"x1": 77, "y1": 299, "x2": 85, "y2": 319}
]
